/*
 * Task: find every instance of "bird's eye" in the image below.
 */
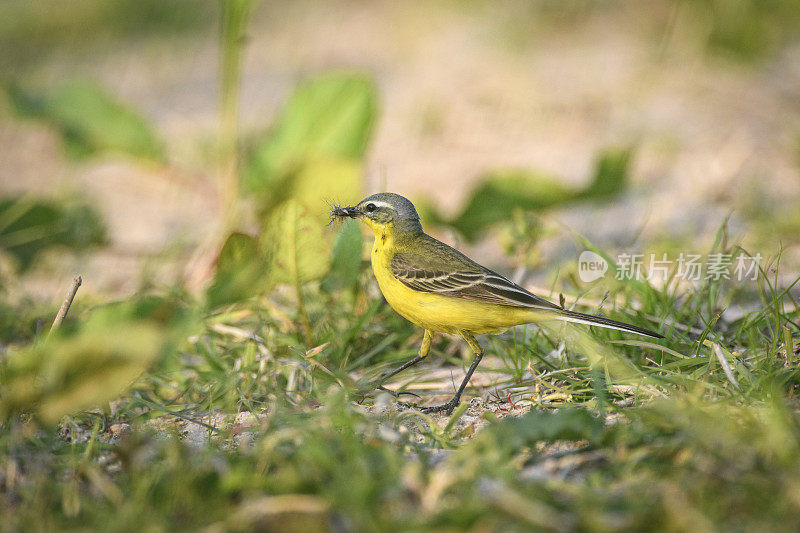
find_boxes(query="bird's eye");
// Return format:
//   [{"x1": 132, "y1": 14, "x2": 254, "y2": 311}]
[{"x1": 365, "y1": 203, "x2": 376, "y2": 212}]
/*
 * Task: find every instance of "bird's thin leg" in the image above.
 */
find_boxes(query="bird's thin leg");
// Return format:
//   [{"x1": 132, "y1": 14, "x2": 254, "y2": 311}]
[
  {"x1": 421, "y1": 332, "x2": 484, "y2": 415},
  {"x1": 365, "y1": 330, "x2": 433, "y2": 393}
]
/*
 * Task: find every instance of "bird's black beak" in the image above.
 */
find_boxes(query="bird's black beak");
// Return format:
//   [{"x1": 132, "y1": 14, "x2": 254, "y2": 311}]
[{"x1": 331, "y1": 204, "x2": 361, "y2": 219}]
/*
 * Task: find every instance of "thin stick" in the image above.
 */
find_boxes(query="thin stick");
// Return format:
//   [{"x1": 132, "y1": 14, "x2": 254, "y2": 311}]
[{"x1": 50, "y1": 275, "x2": 82, "y2": 332}]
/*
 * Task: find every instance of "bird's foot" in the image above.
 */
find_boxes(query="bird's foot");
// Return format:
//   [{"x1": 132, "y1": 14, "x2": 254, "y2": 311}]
[{"x1": 419, "y1": 398, "x2": 461, "y2": 415}]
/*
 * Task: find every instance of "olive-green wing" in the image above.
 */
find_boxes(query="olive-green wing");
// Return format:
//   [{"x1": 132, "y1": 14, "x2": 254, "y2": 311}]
[
  {"x1": 390, "y1": 240, "x2": 664, "y2": 338},
  {"x1": 390, "y1": 251, "x2": 562, "y2": 310}
]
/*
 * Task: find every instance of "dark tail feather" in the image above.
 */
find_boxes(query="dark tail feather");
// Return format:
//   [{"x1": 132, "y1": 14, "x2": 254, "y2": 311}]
[{"x1": 553, "y1": 309, "x2": 664, "y2": 339}]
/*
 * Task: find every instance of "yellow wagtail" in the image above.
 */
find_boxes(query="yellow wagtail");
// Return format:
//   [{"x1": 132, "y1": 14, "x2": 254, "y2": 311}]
[{"x1": 331, "y1": 192, "x2": 663, "y2": 414}]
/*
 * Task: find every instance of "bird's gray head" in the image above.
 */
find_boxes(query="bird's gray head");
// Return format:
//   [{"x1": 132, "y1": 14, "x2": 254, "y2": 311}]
[{"x1": 330, "y1": 192, "x2": 422, "y2": 233}]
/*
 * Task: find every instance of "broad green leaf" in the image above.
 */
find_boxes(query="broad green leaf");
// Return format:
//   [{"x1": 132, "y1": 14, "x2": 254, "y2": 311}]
[
  {"x1": 206, "y1": 232, "x2": 268, "y2": 308},
  {"x1": 0, "y1": 196, "x2": 107, "y2": 272},
  {"x1": 450, "y1": 171, "x2": 574, "y2": 241},
  {"x1": 322, "y1": 219, "x2": 363, "y2": 292},
  {"x1": 244, "y1": 72, "x2": 376, "y2": 208},
  {"x1": 0, "y1": 296, "x2": 194, "y2": 424},
  {"x1": 293, "y1": 156, "x2": 363, "y2": 221},
  {"x1": 264, "y1": 200, "x2": 331, "y2": 286},
  {"x1": 245, "y1": 156, "x2": 364, "y2": 223},
  {"x1": 581, "y1": 147, "x2": 631, "y2": 200},
  {"x1": 443, "y1": 147, "x2": 631, "y2": 241},
  {"x1": 7, "y1": 79, "x2": 164, "y2": 161}
]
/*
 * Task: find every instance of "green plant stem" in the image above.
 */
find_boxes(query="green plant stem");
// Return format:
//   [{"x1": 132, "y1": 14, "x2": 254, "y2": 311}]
[{"x1": 218, "y1": 0, "x2": 254, "y2": 233}]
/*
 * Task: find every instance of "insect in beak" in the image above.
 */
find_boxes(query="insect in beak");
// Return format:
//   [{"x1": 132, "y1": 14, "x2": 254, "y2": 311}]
[{"x1": 327, "y1": 203, "x2": 361, "y2": 228}]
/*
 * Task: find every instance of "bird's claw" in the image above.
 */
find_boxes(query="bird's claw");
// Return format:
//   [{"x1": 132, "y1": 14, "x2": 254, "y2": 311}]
[{"x1": 420, "y1": 399, "x2": 461, "y2": 415}]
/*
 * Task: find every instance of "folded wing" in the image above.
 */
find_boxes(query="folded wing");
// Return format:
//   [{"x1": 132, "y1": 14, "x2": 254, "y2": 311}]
[
  {"x1": 391, "y1": 251, "x2": 663, "y2": 338},
  {"x1": 391, "y1": 253, "x2": 562, "y2": 310}
]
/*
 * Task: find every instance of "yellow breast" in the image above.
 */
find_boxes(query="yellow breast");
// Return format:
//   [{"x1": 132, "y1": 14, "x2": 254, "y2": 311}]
[{"x1": 369, "y1": 230, "x2": 535, "y2": 335}]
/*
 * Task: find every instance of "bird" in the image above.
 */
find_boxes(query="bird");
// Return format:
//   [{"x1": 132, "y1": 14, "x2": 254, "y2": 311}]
[{"x1": 330, "y1": 192, "x2": 663, "y2": 414}]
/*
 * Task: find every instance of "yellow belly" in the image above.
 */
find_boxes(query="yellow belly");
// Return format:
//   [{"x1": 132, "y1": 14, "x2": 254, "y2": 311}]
[{"x1": 371, "y1": 242, "x2": 535, "y2": 335}]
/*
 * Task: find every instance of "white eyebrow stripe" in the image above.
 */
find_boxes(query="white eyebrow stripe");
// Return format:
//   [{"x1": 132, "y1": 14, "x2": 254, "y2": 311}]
[{"x1": 363, "y1": 200, "x2": 394, "y2": 210}]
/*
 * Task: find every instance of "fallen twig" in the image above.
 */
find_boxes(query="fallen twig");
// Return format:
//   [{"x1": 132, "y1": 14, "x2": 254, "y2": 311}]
[{"x1": 50, "y1": 275, "x2": 82, "y2": 334}]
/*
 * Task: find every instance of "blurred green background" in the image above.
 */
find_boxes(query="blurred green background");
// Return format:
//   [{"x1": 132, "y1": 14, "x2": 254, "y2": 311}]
[
  {"x1": 2, "y1": 1, "x2": 800, "y2": 530},
  {"x1": 2, "y1": 0, "x2": 800, "y2": 305}
]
